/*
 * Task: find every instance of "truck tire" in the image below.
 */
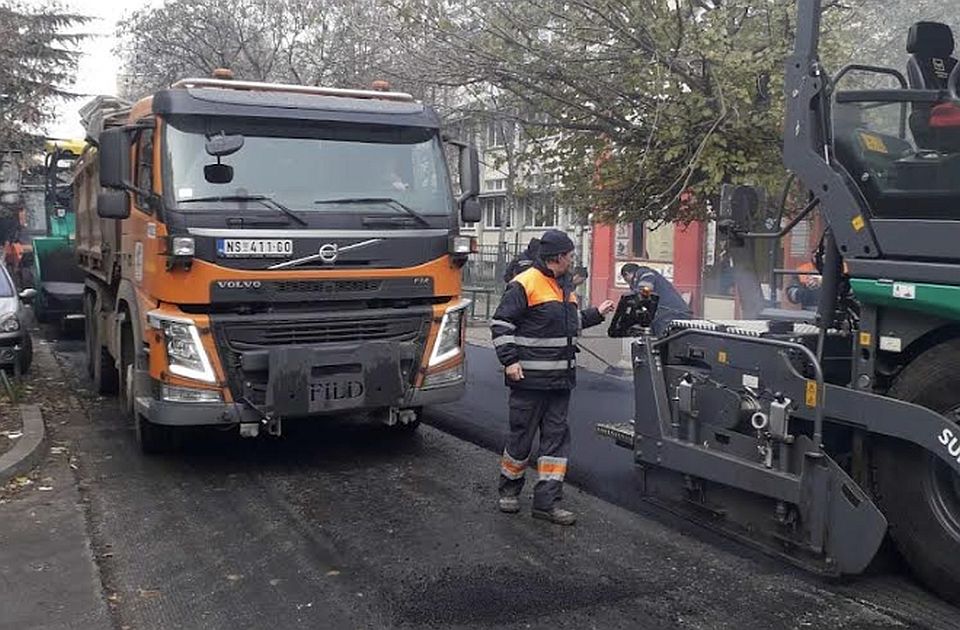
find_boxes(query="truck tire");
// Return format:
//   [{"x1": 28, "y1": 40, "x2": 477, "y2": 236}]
[
  {"x1": 93, "y1": 347, "x2": 119, "y2": 395},
  {"x1": 83, "y1": 296, "x2": 94, "y2": 377},
  {"x1": 92, "y1": 318, "x2": 118, "y2": 395},
  {"x1": 120, "y1": 324, "x2": 172, "y2": 455},
  {"x1": 135, "y1": 412, "x2": 174, "y2": 455},
  {"x1": 873, "y1": 339, "x2": 960, "y2": 606}
]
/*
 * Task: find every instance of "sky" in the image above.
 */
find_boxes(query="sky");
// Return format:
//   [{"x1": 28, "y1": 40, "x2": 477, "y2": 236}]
[{"x1": 40, "y1": 0, "x2": 148, "y2": 140}]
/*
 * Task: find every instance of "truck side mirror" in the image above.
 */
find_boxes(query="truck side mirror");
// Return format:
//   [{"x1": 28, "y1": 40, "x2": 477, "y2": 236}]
[
  {"x1": 97, "y1": 190, "x2": 130, "y2": 219},
  {"x1": 98, "y1": 127, "x2": 131, "y2": 189},
  {"x1": 460, "y1": 197, "x2": 482, "y2": 223},
  {"x1": 458, "y1": 144, "x2": 480, "y2": 200},
  {"x1": 458, "y1": 144, "x2": 480, "y2": 222}
]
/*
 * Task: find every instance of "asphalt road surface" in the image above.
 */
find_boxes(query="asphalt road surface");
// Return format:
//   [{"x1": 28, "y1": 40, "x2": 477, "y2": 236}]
[{"x1": 28, "y1": 338, "x2": 959, "y2": 630}]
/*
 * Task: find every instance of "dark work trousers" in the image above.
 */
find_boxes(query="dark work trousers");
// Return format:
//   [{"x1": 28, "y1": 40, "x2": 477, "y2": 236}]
[{"x1": 498, "y1": 388, "x2": 572, "y2": 511}]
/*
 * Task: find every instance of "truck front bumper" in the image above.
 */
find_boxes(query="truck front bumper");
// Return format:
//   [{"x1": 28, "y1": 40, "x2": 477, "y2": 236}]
[{"x1": 135, "y1": 379, "x2": 465, "y2": 427}]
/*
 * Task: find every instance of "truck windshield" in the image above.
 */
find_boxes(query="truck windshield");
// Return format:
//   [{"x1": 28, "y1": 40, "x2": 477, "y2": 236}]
[{"x1": 164, "y1": 118, "x2": 455, "y2": 216}]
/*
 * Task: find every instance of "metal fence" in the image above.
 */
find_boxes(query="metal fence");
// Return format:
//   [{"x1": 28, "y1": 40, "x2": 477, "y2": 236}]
[{"x1": 462, "y1": 242, "x2": 521, "y2": 321}]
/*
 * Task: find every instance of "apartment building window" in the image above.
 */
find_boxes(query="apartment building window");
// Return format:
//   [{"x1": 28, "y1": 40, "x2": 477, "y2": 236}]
[
  {"x1": 485, "y1": 120, "x2": 507, "y2": 147},
  {"x1": 482, "y1": 196, "x2": 511, "y2": 228},
  {"x1": 523, "y1": 194, "x2": 559, "y2": 228},
  {"x1": 485, "y1": 178, "x2": 506, "y2": 193}
]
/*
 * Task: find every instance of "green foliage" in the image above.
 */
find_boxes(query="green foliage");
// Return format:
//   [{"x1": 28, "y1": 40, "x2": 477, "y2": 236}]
[
  {"x1": 0, "y1": 1, "x2": 88, "y2": 148},
  {"x1": 393, "y1": 0, "x2": 895, "y2": 225}
]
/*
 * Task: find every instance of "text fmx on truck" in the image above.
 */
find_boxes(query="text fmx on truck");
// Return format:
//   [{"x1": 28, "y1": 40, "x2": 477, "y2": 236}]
[{"x1": 76, "y1": 77, "x2": 482, "y2": 453}]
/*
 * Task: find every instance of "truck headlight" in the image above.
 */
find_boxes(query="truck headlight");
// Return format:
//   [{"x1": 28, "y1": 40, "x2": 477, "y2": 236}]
[
  {"x1": 0, "y1": 316, "x2": 19, "y2": 332},
  {"x1": 428, "y1": 300, "x2": 471, "y2": 366},
  {"x1": 162, "y1": 384, "x2": 223, "y2": 403},
  {"x1": 449, "y1": 235, "x2": 477, "y2": 254},
  {"x1": 148, "y1": 312, "x2": 216, "y2": 383},
  {"x1": 171, "y1": 236, "x2": 195, "y2": 257}
]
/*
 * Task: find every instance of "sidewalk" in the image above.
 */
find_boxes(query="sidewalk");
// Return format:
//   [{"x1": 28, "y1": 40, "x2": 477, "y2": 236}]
[
  {"x1": 467, "y1": 322, "x2": 631, "y2": 376},
  {"x1": 0, "y1": 338, "x2": 112, "y2": 630}
]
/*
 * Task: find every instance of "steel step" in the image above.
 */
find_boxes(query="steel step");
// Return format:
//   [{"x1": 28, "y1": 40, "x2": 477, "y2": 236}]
[{"x1": 596, "y1": 421, "x2": 635, "y2": 449}]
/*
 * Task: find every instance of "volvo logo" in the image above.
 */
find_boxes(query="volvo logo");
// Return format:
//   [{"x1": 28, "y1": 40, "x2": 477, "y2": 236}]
[
  {"x1": 216, "y1": 280, "x2": 262, "y2": 290},
  {"x1": 318, "y1": 243, "x2": 338, "y2": 263}
]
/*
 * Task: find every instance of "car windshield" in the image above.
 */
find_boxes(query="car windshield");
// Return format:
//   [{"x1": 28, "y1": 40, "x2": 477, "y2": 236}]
[{"x1": 164, "y1": 117, "x2": 455, "y2": 216}]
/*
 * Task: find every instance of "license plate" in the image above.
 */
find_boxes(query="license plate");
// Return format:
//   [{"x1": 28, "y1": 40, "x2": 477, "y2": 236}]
[
  {"x1": 310, "y1": 378, "x2": 365, "y2": 406},
  {"x1": 216, "y1": 239, "x2": 293, "y2": 258}
]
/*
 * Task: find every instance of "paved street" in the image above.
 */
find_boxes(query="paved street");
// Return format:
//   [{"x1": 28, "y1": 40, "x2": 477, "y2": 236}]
[{"x1": 0, "y1": 336, "x2": 957, "y2": 629}]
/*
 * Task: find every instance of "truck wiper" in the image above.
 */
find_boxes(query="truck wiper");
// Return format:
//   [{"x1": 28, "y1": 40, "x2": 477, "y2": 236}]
[
  {"x1": 179, "y1": 194, "x2": 307, "y2": 226},
  {"x1": 313, "y1": 197, "x2": 431, "y2": 227}
]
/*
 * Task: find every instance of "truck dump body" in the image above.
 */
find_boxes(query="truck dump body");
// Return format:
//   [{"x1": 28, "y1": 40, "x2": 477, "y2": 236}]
[{"x1": 75, "y1": 78, "x2": 478, "y2": 451}]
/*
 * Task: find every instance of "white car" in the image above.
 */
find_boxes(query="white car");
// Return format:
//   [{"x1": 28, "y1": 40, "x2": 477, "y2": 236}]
[{"x1": 0, "y1": 265, "x2": 35, "y2": 374}]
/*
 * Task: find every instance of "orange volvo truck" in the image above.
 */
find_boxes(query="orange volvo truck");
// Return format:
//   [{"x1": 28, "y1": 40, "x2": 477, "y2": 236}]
[{"x1": 74, "y1": 78, "x2": 481, "y2": 453}]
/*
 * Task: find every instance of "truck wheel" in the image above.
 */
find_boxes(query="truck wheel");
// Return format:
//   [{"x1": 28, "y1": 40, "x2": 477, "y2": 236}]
[
  {"x1": 120, "y1": 325, "x2": 172, "y2": 455},
  {"x1": 135, "y1": 413, "x2": 174, "y2": 455},
  {"x1": 92, "y1": 334, "x2": 119, "y2": 395},
  {"x1": 119, "y1": 326, "x2": 136, "y2": 417},
  {"x1": 93, "y1": 348, "x2": 119, "y2": 394},
  {"x1": 873, "y1": 339, "x2": 960, "y2": 606},
  {"x1": 83, "y1": 296, "x2": 94, "y2": 377}
]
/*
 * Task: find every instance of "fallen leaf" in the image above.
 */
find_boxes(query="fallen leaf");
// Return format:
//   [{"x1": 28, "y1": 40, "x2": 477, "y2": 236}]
[
  {"x1": 137, "y1": 588, "x2": 161, "y2": 599},
  {"x1": 107, "y1": 593, "x2": 121, "y2": 603}
]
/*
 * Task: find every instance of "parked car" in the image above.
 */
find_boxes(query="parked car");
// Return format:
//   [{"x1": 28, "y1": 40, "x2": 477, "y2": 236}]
[{"x1": 0, "y1": 264, "x2": 34, "y2": 374}]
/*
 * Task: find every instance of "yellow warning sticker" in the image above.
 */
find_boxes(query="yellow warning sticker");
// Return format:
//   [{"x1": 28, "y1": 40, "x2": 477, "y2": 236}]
[
  {"x1": 806, "y1": 381, "x2": 818, "y2": 408},
  {"x1": 859, "y1": 132, "x2": 889, "y2": 154},
  {"x1": 718, "y1": 351, "x2": 728, "y2": 364},
  {"x1": 859, "y1": 332, "x2": 872, "y2": 347},
  {"x1": 852, "y1": 215, "x2": 865, "y2": 232}
]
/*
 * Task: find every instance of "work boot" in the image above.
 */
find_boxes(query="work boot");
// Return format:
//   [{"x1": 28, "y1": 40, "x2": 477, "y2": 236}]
[
  {"x1": 531, "y1": 506, "x2": 577, "y2": 526},
  {"x1": 498, "y1": 496, "x2": 520, "y2": 513}
]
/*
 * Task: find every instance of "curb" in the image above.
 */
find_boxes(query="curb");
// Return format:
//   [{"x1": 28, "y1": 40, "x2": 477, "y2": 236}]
[{"x1": 0, "y1": 404, "x2": 46, "y2": 486}]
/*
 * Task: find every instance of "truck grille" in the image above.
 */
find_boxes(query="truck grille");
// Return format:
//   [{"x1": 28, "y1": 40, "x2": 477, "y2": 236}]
[{"x1": 221, "y1": 316, "x2": 426, "y2": 349}]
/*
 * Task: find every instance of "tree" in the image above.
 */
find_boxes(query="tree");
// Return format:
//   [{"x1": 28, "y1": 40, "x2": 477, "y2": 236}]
[
  {"x1": 845, "y1": 0, "x2": 957, "y2": 74},
  {"x1": 390, "y1": 0, "x2": 865, "y2": 225},
  {"x1": 0, "y1": 1, "x2": 88, "y2": 148},
  {"x1": 115, "y1": 0, "x2": 434, "y2": 100}
]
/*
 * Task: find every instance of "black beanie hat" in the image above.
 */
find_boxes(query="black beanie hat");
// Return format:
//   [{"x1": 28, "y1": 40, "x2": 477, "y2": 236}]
[{"x1": 539, "y1": 229, "x2": 576, "y2": 257}]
